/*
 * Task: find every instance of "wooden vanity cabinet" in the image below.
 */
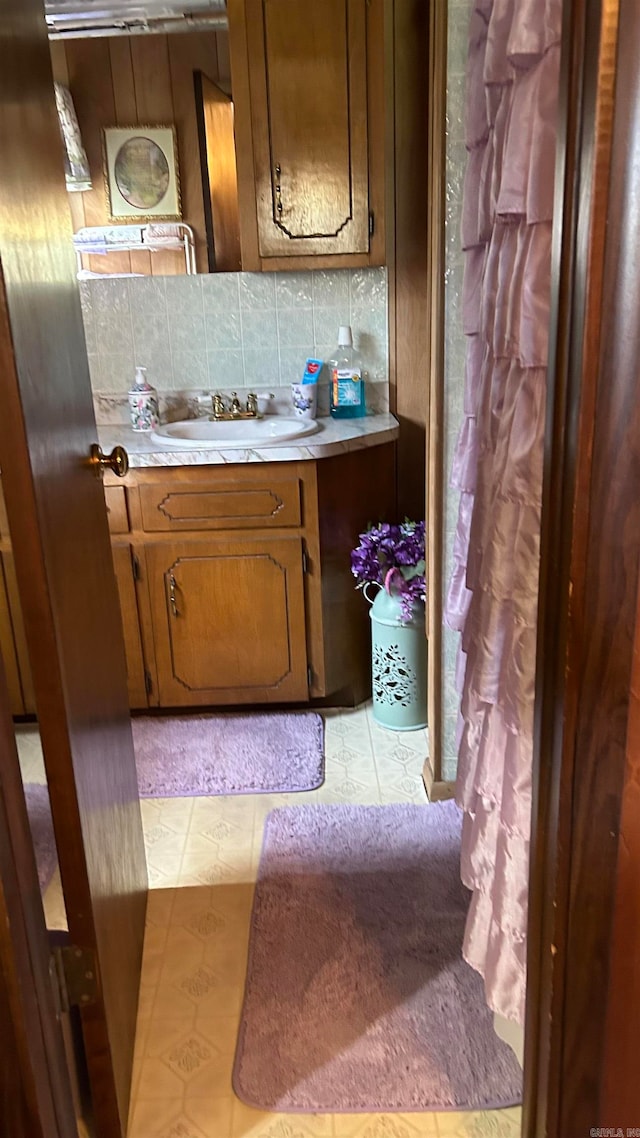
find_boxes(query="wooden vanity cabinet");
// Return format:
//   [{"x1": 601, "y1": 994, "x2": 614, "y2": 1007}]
[
  {"x1": 0, "y1": 445, "x2": 395, "y2": 716},
  {"x1": 228, "y1": 0, "x2": 386, "y2": 271},
  {"x1": 117, "y1": 446, "x2": 395, "y2": 711}
]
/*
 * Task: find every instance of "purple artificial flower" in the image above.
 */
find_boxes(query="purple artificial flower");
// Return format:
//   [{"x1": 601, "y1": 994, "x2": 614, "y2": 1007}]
[{"x1": 351, "y1": 519, "x2": 426, "y2": 622}]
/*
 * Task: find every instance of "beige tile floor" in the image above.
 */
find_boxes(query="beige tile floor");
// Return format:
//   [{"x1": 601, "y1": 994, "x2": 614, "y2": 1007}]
[{"x1": 16, "y1": 706, "x2": 522, "y2": 1138}]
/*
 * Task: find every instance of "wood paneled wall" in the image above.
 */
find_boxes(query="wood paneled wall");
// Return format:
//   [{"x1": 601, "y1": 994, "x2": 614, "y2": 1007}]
[{"x1": 50, "y1": 32, "x2": 231, "y2": 275}]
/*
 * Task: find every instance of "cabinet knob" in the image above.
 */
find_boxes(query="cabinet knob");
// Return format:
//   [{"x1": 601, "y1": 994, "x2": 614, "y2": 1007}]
[{"x1": 89, "y1": 443, "x2": 129, "y2": 479}]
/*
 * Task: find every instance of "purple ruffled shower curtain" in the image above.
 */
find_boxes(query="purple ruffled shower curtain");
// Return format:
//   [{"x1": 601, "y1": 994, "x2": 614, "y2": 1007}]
[{"x1": 445, "y1": 0, "x2": 562, "y2": 1025}]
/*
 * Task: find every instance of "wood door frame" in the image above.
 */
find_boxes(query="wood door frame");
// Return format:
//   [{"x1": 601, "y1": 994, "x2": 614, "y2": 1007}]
[
  {"x1": 425, "y1": 0, "x2": 446, "y2": 787},
  {"x1": 524, "y1": 0, "x2": 640, "y2": 1131}
]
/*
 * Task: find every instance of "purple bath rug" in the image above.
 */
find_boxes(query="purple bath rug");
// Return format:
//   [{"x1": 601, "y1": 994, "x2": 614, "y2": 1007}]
[
  {"x1": 132, "y1": 712, "x2": 324, "y2": 798},
  {"x1": 25, "y1": 783, "x2": 57, "y2": 894},
  {"x1": 234, "y1": 799, "x2": 523, "y2": 1113}
]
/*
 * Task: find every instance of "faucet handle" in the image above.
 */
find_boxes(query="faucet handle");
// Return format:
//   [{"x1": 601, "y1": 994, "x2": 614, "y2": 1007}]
[
  {"x1": 212, "y1": 392, "x2": 225, "y2": 418},
  {"x1": 246, "y1": 392, "x2": 258, "y2": 415},
  {"x1": 230, "y1": 391, "x2": 242, "y2": 414}
]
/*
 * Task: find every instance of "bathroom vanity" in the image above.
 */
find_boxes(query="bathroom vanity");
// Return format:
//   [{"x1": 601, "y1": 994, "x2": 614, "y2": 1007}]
[{"x1": 0, "y1": 416, "x2": 398, "y2": 714}]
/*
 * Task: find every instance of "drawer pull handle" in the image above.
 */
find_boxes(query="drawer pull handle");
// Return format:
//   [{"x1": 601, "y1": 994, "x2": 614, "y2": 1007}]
[{"x1": 168, "y1": 571, "x2": 180, "y2": 618}]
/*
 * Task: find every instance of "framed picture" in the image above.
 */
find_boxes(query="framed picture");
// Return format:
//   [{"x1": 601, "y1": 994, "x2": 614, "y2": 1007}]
[{"x1": 103, "y1": 125, "x2": 182, "y2": 222}]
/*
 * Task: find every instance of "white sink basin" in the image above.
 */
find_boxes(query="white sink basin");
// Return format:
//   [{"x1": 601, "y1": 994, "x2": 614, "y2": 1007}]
[{"x1": 150, "y1": 417, "x2": 320, "y2": 449}]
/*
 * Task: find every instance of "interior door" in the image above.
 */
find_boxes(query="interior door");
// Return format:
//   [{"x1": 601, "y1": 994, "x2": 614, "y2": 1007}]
[
  {"x1": 246, "y1": 0, "x2": 370, "y2": 257},
  {"x1": 0, "y1": 3, "x2": 147, "y2": 1136},
  {"x1": 147, "y1": 537, "x2": 309, "y2": 705},
  {"x1": 194, "y1": 71, "x2": 242, "y2": 273}
]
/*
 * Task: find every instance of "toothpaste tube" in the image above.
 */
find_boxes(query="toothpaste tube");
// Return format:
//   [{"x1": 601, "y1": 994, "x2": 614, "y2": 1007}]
[{"x1": 302, "y1": 358, "x2": 323, "y2": 385}]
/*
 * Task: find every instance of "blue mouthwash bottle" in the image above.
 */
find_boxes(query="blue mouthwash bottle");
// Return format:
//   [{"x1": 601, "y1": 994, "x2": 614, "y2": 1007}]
[{"x1": 329, "y1": 325, "x2": 366, "y2": 419}]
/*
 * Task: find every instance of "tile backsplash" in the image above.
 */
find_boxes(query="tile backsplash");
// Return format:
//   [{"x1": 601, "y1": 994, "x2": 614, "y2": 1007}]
[{"x1": 80, "y1": 267, "x2": 388, "y2": 424}]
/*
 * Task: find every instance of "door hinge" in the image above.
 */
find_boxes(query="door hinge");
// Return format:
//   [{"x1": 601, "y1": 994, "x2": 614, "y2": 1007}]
[
  {"x1": 131, "y1": 550, "x2": 141, "y2": 581},
  {"x1": 51, "y1": 946, "x2": 98, "y2": 1014},
  {"x1": 144, "y1": 668, "x2": 153, "y2": 695},
  {"x1": 307, "y1": 664, "x2": 314, "y2": 689},
  {"x1": 302, "y1": 543, "x2": 310, "y2": 574},
  {"x1": 369, "y1": 211, "x2": 375, "y2": 237}
]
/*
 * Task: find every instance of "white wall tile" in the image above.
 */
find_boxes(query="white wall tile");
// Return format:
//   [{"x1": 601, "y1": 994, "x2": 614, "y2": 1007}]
[
  {"x1": 275, "y1": 271, "x2": 313, "y2": 307},
  {"x1": 238, "y1": 272, "x2": 275, "y2": 308},
  {"x1": 350, "y1": 265, "x2": 387, "y2": 306},
  {"x1": 202, "y1": 272, "x2": 240, "y2": 311},
  {"x1": 205, "y1": 308, "x2": 242, "y2": 351},
  {"x1": 82, "y1": 267, "x2": 389, "y2": 410},
  {"x1": 243, "y1": 347, "x2": 279, "y2": 390},
  {"x1": 312, "y1": 269, "x2": 350, "y2": 308},
  {"x1": 241, "y1": 307, "x2": 278, "y2": 350},
  {"x1": 313, "y1": 306, "x2": 344, "y2": 349},
  {"x1": 207, "y1": 349, "x2": 245, "y2": 390},
  {"x1": 276, "y1": 306, "x2": 313, "y2": 348}
]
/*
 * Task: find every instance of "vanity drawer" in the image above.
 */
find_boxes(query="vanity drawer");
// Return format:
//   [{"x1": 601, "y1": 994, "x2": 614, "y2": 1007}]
[
  {"x1": 104, "y1": 486, "x2": 129, "y2": 534},
  {"x1": 138, "y1": 475, "x2": 303, "y2": 532}
]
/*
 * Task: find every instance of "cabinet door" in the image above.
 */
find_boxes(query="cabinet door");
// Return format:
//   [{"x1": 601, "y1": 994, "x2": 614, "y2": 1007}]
[
  {"x1": 246, "y1": 0, "x2": 369, "y2": 258},
  {"x1": 147, "y1": 537, "x2": 309, "y2": 705},
  {"x1": 111, "y1": 545, "x2": 148, "y2": 709}
]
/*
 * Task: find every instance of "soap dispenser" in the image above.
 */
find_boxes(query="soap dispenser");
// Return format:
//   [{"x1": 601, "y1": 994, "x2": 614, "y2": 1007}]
[{"x1": 128, "y1": 366, "x2": 159, "y2": 432}]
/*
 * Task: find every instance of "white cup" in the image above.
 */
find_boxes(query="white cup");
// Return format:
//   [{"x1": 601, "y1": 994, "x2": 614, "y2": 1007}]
[{"x1": 291, "y1": 383, "x2": 317, "y2": 420}]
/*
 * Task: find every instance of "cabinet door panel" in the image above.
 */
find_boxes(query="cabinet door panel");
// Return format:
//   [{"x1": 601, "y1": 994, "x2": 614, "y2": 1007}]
[
  {"x1": 111, "y1": 545, "x2": 148, "y2": 709},
  {"x1": 246, "y1": 0, "x2": 369, "y2": 257},
  {"x1": 147, "y1": 537, "x2": 309, "y2": 705}
]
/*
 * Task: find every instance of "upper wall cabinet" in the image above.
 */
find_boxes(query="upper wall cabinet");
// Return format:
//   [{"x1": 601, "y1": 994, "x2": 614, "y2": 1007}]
[{"x1": 229, "y1": 0, "x2": 386, "y2": 271}]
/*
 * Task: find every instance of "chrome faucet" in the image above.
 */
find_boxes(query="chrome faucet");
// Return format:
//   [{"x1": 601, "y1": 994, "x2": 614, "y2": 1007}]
[{"x1": 210, "y1": 392, "x2": 260, "y2": 421}]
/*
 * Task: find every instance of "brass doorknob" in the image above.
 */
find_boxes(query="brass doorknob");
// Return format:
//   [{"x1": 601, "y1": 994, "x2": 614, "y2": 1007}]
[{"x1": 89, "y1": 443, "x2": 129, "y2": 478}]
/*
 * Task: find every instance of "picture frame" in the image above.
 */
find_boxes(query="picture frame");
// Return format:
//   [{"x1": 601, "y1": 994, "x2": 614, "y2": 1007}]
[{"x1": 103, "y1": 125, "x2": 182, "y2": 222}]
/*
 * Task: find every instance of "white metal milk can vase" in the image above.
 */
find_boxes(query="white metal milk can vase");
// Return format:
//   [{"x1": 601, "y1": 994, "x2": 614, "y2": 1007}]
[
  {"x1": 351, "y1": 521, "x2": 428, "y2": 732},
  {"x1": 366, "y1": 582, "x2": 427, "y2": 730}
]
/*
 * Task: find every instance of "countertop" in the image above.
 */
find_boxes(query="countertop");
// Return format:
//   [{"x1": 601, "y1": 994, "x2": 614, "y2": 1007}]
[{"x1": 97, "y1": 413, "x2": 399, "y2": 468}]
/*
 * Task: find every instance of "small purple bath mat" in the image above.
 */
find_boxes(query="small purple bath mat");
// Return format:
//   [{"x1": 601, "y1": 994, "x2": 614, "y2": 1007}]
[
  {"x1": 234, "y1": 800, "x2": 523, "y2": 1113},
  {"x1": 132, "y1": 712, "x2": 324, "y2": 798},
  {"x1": 25, "y1": 783, "x2": 57, "y2": 894}
]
